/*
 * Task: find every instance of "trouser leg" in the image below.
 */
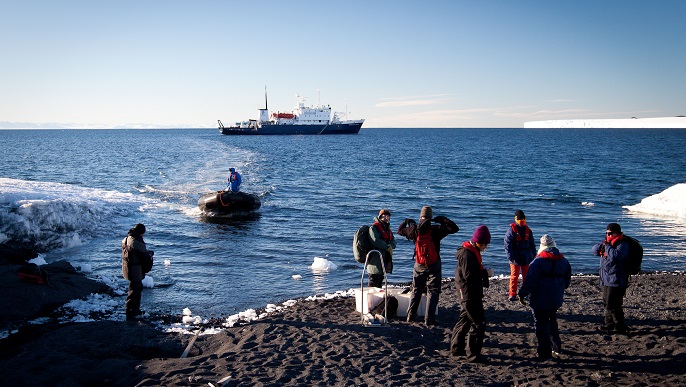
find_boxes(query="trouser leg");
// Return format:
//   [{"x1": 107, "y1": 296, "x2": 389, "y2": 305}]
[
  {"x1": 126, "y1": 280, "x2": 143, "y2": 316},
  {"x1": 425, "y1": 262, "x2": 442, "y2": 323},
  {"x1": 368, "y1": 273, "x2": 384, "y2": 288},
  {"x1": 509, "y1": 264, "x2": 520, "y2": 296},
  {"x1": 407, "y1": 265, "x2": 427, "y2": 320},
  {"x1": 533, "y1": 308, "x2": 552, "y2": 358},
  {"x1": 549, "y1": 309, "x2": 561, "y2": 352},
  {"x1": 464, "y1": 300, "x2": 486, "y2": 361},
  {"x1": 450, "y1": 307, "x2": 470, "y2": 355},
  {"x1": 607, "y1": 285, "x2": 627, "y2": 331}
]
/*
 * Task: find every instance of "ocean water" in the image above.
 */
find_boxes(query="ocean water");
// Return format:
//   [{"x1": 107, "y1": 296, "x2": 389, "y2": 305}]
[{"x1": 1, "y1": 128, "x2": 685, "y2": 317}]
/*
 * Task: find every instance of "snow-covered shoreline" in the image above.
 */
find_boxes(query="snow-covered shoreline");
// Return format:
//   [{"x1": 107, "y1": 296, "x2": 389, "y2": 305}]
[{"x1": 524, "y1": 116, "x2": 686, "y2": 128}]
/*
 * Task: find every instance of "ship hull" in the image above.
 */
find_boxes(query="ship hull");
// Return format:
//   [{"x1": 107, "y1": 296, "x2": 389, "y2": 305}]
[{"x1": 220, "y1": 122, "x2": 363, "y2": 135}]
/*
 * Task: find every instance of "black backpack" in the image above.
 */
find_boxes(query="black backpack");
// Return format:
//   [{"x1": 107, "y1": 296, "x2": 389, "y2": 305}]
[
  {"x1": 624, "y1": 235, "x2": 643, "y2": 275},
  {"x1": 353, "y1": 225, "x2": 374, "y2": 263},
  {"x1": 18, "y1": 263, "x2": 49, "y2": 285}
]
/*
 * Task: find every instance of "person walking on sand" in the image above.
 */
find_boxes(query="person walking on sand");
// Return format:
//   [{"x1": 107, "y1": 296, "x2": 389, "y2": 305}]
[
  {"x1": 397, "y1": 206, "x2": 458, "y2": 326},
  {"x1": 592, "y1": 223, "x2": 630, "y2": 334},
  {"x1": 504, "y1": 210, "x2": 537, "y2": 301},
  {"x1": 451, "y1": 225, "x2": 492, "y2": 363},
  {"x1": 122, "y1": 223, "x2": 154, "y2": 321},
  {"x1": 225, "y1": 167, "x2": 242, "y2": 193},
  {"x1": 367, "y1": 209, "x2": 397, "y2": 288},
  {"x1": 518, "y1": 234, "x2": 572, "y2": 360}
]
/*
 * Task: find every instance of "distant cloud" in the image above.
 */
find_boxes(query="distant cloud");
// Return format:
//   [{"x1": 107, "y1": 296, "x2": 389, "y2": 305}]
[
  {"x1": 376, "y1": 94, "x2": 455, "y2": 108},
  {"x1": 551, "y1": 99, "x2": 576, "y2": 103}
]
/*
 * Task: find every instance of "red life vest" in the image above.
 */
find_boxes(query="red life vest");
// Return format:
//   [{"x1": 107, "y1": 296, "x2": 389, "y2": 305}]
[
  {"x1": 510, "y1": 223, "x2": 531, "y2": 242},
  {"x1": 462, "y1": 241, "x2": 485, "y2": 270},
  {"x1": 372, "y1": 222, "x2": 393, "y2": 242}
]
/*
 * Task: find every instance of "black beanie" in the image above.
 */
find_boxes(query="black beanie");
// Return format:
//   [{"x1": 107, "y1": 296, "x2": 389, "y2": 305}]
[
  {"x1": 514, "y1": 209, "x2": 526, "y2": 220},
  {"x1": 607, "y1": 223, "x2": 622, "y2": 234},
  {"x1": 132, "y1": 223, "x2": 146, "y2": 235}
]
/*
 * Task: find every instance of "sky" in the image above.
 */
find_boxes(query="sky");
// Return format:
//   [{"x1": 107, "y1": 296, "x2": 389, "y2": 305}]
[{"x1": 1, "y1": 0, "x2": 685, "y2": 129}]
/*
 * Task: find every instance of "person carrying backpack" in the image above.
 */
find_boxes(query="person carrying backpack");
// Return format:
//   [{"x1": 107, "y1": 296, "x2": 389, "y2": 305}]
[
  {"x1": 592, "y1": 223, "x2": 630, "y2": 334},
  {"x1": 504, "y1": 209, "x2": 537, "y2": 301},
  {"x1": 367, "y1": 209, "x2": 397, "y2": 288},
  {"x1": 122, "y1": 223, "x2": 154, "y2": 321},
  {"x1": 397, "y1": 206, "x2": 458, "y2": 326}
]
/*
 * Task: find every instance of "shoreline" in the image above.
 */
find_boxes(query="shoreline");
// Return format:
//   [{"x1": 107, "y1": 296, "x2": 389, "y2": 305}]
[{"x1": 1, "y1": 268, "x2": 685, "y2": 386}]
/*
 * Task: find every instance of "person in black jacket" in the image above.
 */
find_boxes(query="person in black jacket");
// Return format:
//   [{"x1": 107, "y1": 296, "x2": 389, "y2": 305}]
[
  {"x1": 451, "y1": 225, "x2": 492, "y2": 363},
  {"x1": 397, "y1": 206, "x2": 458, "y2": 326},
  {"x1": 121, "y1": 223, "x2": 154, "y2": 321}
]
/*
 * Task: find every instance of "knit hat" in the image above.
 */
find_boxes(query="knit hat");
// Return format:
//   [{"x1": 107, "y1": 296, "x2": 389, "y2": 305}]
[
  {"x1": 132, "y1": 223, "x2": 146, "y2": 235},
  {"x1": 420, "y1": 206, "x2": 433, "y2": 219},
  {"x1": 471, "y1": 225, "x2": 491, "y2": 245},
  {"x1": 538, "y1": 234, "x2": 556, "y2": 254},
  {"x1": 514, "y1": 209, "x2": 526, "y2": 220},
  {"x1": 607, "y1": 223, "x2": 622, "y2": 234},
  {"x1": 378, "y1": 209, "x2": 391, "y2": 217}
]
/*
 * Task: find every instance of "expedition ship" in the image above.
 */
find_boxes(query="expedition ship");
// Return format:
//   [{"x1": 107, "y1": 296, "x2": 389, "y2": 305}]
[{"x1": 218, "y1": 92, "x2": 364, "y2": 135}]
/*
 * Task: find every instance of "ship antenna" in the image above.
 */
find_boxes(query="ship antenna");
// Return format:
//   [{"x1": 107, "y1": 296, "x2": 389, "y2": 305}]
[{"x1": 264, "y1": 85, "x2": 268, "y2": 110}]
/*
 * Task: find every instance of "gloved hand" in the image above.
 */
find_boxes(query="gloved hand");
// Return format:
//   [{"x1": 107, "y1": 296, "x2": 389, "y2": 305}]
[
  {"x1": 519, "y1": 296, "x2": 527, "y2": 306},
  {"x1": 481, "y1": 269, "x2": 490, "y2": 288},
  {"x1": 148, "y1": 250, "x2": 154, "y2": 257}
]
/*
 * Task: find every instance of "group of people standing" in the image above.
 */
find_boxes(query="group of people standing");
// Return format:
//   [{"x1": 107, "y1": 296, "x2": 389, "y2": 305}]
[{"x1": 362, "y1": 207, "x2": 634, "y2": 363}]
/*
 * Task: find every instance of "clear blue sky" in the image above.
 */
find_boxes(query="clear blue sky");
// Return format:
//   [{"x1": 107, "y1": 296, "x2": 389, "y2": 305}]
[{"x1": 1, "y1": 0, "x2": 685, "y2": 128}]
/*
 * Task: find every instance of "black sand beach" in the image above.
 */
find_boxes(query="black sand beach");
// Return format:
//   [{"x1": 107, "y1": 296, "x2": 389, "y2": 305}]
[{"x1": 1, "y1": 263, "x2": 685, "y2": 386}]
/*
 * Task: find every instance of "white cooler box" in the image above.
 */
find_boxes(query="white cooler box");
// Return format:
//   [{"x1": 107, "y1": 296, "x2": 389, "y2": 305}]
[{"x1": 354, "y1": 287, "x2": 436, "y2": 317}]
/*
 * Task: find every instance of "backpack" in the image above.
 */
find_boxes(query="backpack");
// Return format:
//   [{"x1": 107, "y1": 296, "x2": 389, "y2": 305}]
[
  {"x1": 624, "y1": 235, "x2": 643, "y2": 275},
  {"x1": 415, "y1": 232, "x2": 438, "y2": 266},
  {"x1": 370, "y1": 295, "x2": 399, "y2": 318},
  {"x1": 353, "y1": 225, "x2": 374, "y2": 263},
  {"x1": 18, "y1": 263, "x2": 49, "y2": 285}
]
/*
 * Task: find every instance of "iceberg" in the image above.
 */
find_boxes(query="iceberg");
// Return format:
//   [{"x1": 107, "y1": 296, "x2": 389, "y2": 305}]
[{"x1": 624, "y1": 184, "x2": 686, "y2": 219}]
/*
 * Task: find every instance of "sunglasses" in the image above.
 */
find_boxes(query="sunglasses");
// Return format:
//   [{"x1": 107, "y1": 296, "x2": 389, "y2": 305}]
[{"x1": 606, "y1": 231, "x2": 614, "y2": 236}]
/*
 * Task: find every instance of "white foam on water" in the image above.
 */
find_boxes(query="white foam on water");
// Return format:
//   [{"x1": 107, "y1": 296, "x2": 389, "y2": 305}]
[{"x1": 0, "y1": 177, "x2": 159, "y2": 251}]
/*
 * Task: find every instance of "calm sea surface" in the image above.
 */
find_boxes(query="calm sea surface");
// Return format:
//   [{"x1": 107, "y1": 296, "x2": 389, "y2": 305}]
[{"x1": 1, "y1": 128, "x2": 685, "y2": 316}]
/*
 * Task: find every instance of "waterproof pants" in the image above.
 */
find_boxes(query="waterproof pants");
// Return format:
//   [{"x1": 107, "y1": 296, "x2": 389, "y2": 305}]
[
  {"x1": 126, "y1": 279, "x2": 143, "y2": 317},
  {"x1": 451, "y1": 299, "x2": 486, "y2": 362},
  {"x1": 602, "y1": 285, "x2": 627, "y2": 332},
  {"x1": 509, "y1": 263, "x2": 529, "y2": 297},
  {"x1": 407, "y1": 261, "x2": 441, "y2": 323},
  {"x1": 532, "y1": 308, "x2": 561, "y2": 358},
  {"x1": 368, "y1": 273, "x2": 384, "y2": 288}
]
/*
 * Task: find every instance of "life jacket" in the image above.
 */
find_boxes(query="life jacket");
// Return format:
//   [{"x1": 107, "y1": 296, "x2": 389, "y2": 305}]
[
  {"x1": 415, "y1": 231, "x2": 438, "y2": 266},
  {"x1": 510, "y1": 223, "x2": 531, "y2": 242},
  {"x1": 461, "y1": 241, "x2": 484, "y2": 270},
  {"x1": 229, "y1": 172, "x2": 237, "y2": 182},
  {"x1": 372, "y1": 221, "x2": 393, "y2": 242}
]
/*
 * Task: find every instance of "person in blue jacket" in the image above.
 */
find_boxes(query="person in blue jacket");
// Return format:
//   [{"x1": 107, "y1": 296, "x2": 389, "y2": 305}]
[
  {"x1": 504, "y1": 210, "x2": 537, "y2": 301},
  {"x1": 592, "y1": 222, "x2": 630, "y2": 334},
  {"x1": 225, "y1": 167, "x2": 242, "y2": 193},
  {"x1": 518, "y1": 234, "x2": 572, "y2": 360}
]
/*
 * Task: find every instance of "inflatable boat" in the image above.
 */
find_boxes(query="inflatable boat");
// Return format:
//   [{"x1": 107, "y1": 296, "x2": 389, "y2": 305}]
[{"x1": 197, "y1": 191, "x2": 261, "y2": 214}]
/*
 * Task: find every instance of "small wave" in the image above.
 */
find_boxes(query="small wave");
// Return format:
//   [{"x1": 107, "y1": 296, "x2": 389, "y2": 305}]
[
  {"x1": 624, "y1": 183, "x2": 686, "y2": 219},
  {"x1": 0, "y1": 178, "x2": 158, "y2": 252}
]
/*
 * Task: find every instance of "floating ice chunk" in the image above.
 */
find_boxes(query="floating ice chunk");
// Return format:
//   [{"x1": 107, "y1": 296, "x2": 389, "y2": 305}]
[
  {"x1": 292, "y1": 274, "x2": 302, "y2": 280},
  {"x1": 164, "y1": 259, "x2": 171, "y2": 267},
  {"x1": 142, "y1": 276, "x2": 154, "y2": 288},
  {"x1": 624, "y1": 183, "x2": 686, "y2": 219},
  {"x1": 581, "y1": 201, "x2": 595, "y2": 207},
  {"x1": 183, "y1": 308, "x2": 193, "y2": 316},
  {"x1": 79, "y1": 264, "x2": 92, "y2": 273},
  {"x1": 309, "y1": 256, "x2": 338, "y2": 272}
]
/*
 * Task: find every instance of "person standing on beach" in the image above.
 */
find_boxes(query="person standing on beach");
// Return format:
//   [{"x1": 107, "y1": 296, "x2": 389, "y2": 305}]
[
  {"x1": 504, "y1": 210, "x2": 537, "y2": 301},
  {"x1": 121, "y1": 223, "x2": 154, "y2": 321},
  {"x1": 225, "y1": 167, "x2": 242, "y2": 193},
  {"x1": 397, "y1": 206, "x2": 458, "y2": 326},
  {"x1": 451, "y1": 225, "x2": 492, "y2": 363},
  {"x1": 592, "y1": 223, "x2": 630, "y2": 334},
  {"x1": 367, "y1": 209, "x2": 396, "y2": 288},
  {"x1": 518, "y1": 234, "x2": 572, "y2": 360}
]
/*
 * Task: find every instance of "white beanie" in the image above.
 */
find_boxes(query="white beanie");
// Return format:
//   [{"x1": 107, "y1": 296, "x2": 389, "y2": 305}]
[{"x1": 538, "y1": 234, "x2": 556, "y2": 254}]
